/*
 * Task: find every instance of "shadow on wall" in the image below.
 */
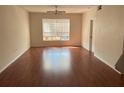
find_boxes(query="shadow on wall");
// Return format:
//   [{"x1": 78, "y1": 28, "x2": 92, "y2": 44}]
[
  {"x1": 115, "y1": 54, "x2": 124, "y2": 73},
  {"x1": 115, "y1": 38, "x2": 124, "y2": 73}
]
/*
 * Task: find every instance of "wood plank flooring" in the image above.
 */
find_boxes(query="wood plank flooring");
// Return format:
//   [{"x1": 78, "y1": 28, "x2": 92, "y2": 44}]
[{"x1": 0, "y1": 47, "x2": 124, "y2": 87}]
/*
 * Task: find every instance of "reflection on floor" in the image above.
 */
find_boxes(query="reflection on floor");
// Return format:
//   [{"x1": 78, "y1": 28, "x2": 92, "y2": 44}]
[
  {"x1": 42, "y1": 48, "x2": 71, "y2": 74},
  {"x1": 0, "y1": 47, "x2": 124, "y2": 87}
]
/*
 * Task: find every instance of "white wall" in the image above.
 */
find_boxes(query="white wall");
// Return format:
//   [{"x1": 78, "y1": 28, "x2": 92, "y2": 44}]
[
  {"x1": 82, "y1": 5, "x2": 124, "y2": 68},
  {"x1": 0, "y1": 6, "x2": 30, "y2": 72}
]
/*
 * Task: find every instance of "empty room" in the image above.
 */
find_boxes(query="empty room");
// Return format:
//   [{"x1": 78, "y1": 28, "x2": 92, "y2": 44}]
[{"x1": 0, "y1": 5, "x2": 124, "y2": 87}]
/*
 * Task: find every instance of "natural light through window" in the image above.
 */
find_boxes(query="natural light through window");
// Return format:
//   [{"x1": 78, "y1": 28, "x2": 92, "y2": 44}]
[{"x1": 42, "y1": 19, "x2": 70, "y2": 41}]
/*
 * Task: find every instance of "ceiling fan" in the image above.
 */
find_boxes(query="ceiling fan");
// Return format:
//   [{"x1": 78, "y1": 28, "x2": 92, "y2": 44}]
[{"x1": 46, "y1": 5, "x2": 66, "y2": 15}]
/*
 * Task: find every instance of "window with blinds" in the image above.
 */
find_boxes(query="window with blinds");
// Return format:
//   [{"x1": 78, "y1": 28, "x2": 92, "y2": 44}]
[{"x1": 42, "y1": 19, "x2": 70, "y2": 41}]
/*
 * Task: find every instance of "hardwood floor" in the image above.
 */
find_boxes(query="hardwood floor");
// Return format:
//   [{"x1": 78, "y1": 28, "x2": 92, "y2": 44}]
[{"x1": 0, "y1": 47, "x2": 124, "y2": 87}]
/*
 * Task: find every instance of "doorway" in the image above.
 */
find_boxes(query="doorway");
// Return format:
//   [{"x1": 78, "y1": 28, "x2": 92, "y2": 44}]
[{"x1": 89, "y1": 20, "x2": 93, "y2": 53}]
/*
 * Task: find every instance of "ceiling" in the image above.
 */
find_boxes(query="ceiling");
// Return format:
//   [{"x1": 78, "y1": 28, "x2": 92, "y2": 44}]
[{"x1": 20, "y1": 5, "x2": 97, "y2": 13}]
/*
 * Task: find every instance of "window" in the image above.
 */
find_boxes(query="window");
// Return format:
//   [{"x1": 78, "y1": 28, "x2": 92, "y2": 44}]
[{"x1": 42, "y1": 19, "x2": 70, "y2": 41}]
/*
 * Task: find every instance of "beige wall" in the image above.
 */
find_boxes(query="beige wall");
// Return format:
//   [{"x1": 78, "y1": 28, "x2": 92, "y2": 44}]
[
  {"x1": 82, "y1": 6, "x2": 124, "y2": 68},
  {"x1": 94, "y1": 6, "x2": 124, "y2": 67},
  {"x1": 81, "y1": 8, "x2": 97, "y2": 51},
  {"x1": 0, "y1": 6, "x2": 30, "y2": 72},
  {"x1": 30, "y1": 13, "x2": 82, "y2": 47}
]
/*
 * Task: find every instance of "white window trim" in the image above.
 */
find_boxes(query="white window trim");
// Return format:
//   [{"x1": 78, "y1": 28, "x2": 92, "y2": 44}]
[{"x1": 42, "y1": 18, "x2": 70, "y2": 41}]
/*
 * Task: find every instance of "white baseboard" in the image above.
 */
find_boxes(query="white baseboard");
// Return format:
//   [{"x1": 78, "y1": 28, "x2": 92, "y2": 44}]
[
  {"x1": 94, "y1": 54, "x2": 122, "y2": 75},
  {"x1": 81, "y1": 45, "x2": 89, "y2": 50},
  {"x1": 81, "y1": 46, "x2": 121, "y2": 74},
  {"x1": 0, "y1": 48, "x2": 29, "y2": 74}
]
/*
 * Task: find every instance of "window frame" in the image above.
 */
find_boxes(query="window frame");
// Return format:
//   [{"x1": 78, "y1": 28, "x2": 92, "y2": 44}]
[{"x1": 42, "y1": 18, "x2": 71, "y2": 41}]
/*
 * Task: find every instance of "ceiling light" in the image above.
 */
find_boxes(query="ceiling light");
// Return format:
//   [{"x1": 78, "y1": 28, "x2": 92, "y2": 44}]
[{"x1": 46, "y1": 5, "x2": 66, "y2": 15}]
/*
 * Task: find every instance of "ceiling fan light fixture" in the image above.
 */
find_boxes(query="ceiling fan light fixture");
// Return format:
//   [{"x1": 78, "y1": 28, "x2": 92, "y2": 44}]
[{"x1": 46, "y1": 5, "x2": 66, "y2": 15}]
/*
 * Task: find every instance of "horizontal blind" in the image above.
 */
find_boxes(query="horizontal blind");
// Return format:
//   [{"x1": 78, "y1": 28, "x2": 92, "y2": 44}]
[{"x1": 42, "y1": 19, "x2": 70, "y2": 41}]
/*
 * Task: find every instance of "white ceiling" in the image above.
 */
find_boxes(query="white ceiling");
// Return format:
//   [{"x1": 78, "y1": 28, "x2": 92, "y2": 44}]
[{"x1": 20, "y1": 5, "x2": 97, "y2": 13}]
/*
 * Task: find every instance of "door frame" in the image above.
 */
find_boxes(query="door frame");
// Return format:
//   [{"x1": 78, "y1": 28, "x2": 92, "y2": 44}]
[{"x1": 89, "y1": 20, "x2": 94, "y2": 53}]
